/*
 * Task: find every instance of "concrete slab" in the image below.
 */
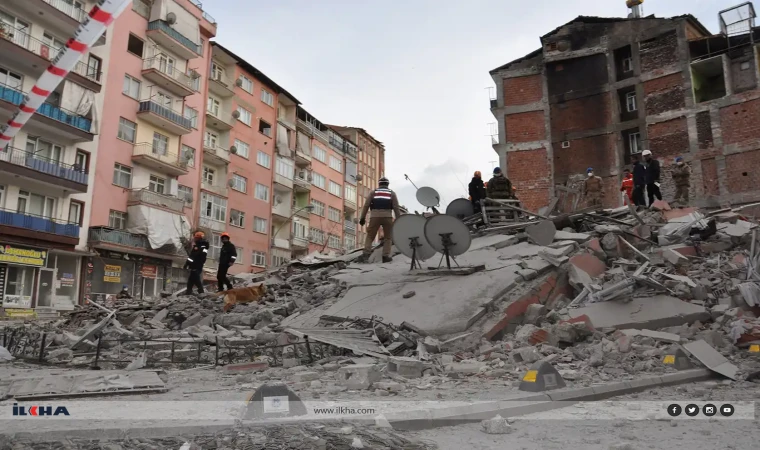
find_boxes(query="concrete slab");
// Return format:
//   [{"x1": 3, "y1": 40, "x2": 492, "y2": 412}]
[
  {"x1": 620, "y1": 329, "x2": 681, "y2": 343},
  {"x1": 683, "y1": 340, "x2": 739, "y2": 380},
  {"x1": 569, "y1": 253, "x2": 607, "y2": 277},
  {"x1": 323, "y1": 266, "x2": 522, "y2": 334},
  {"x1": 553, "y1": 230, "x2": 591, "y2": 243},
  {"x1": 526, "y1": 220, "x2": 556, "y2": 246},
  {"x1": 469, "y1": 234, "x2": 519, "y2": 251},
  {"x1": 496, "y1": 241, "x2": 546, "y2": 259},
  {"x1": 569, "y1": 295, "x2": 710, "y2": 330}
]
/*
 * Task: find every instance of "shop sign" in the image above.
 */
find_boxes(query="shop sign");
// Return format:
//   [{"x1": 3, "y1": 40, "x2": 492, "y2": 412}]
[
  {"x1": 4, "y1": 308, "x2": 36, "y2": 318},
  {"x1": 0, "y1": 244, "x2": 48, "y2": 267},
  {"x1": 141, "y1": 265, "x2": 157, "y2": 279},
  {"x1": 103, "y1": 265, "x2": 122, "y2": 283},
  {"x1": 3, "y1": 295, "x2": 32, "y2": 308},
  {"x1": 59, "y1": 273, "x2": 76, "y2": 288}
]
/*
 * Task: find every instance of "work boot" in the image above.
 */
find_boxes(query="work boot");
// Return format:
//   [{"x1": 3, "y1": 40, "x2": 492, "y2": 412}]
[{"x1": 382, "y1": 256, "x2": 393, "y2": 263}]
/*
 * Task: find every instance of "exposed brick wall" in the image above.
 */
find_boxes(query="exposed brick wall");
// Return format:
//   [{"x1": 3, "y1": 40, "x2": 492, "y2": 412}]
[
  {"x1": 554, "y1": 134, "x2": 616, "y2": 180},
  {"x1": 507, "y1": 147, "x2": 551, "y2": 210},
  {"x1": 550, "y1": 93, "x2": 612, "y2": 137},
  {"x1": 648, "y1": 117, "x2": 689, "y2": 160},
  {"x1": 643, "y1": 72, "x2": 685, "y2": 115},
  {"x1": 503, "y1": 75, "x2": 543, "y2": 106},
  {"x1": 700, "y1": 158, "x2": 719, "y2": 196},
  {"x1": 696, "y1": 111, "x2": 714, "y2": 149},
  {"x1": 726, "y1": 150, "x2": 760, "y2": 193},
  {"x1": 505, "y1": 111, "x2": 546, "y2": 143},
  {"x1": 721, "y1": 98, "x2": 760, "y2": 145},
  {"x1": 640, "y1": 30, "x2": 679, "y2": 74}
]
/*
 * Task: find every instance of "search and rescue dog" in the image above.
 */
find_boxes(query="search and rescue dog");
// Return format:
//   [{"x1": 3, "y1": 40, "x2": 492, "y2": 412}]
[{"x1": 218, "y1": 283, "x2": 267, "y2": 312}]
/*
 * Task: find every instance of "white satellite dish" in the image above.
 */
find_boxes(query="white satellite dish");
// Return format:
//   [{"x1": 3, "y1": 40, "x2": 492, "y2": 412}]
[
  {"x1": 416, "y1": 186, "x2": 440, "y2": 208},
  {"x1": 424, "y1": 214, "x2": 472, "y2": 269},
  {"x1": 446, "y1": 198, "x2": 475, "y2": 219},
  {"x1": 393, "y1": 214, "x2": 436, "y2": 270}
]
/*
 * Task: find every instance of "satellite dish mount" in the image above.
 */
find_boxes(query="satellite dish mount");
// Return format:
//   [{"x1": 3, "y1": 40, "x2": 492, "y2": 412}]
[
  {"x1": 407, "y1": 236, "x2": 423, "y2": 270},
  {"x1": 437, "y1": 231, "x2": 459, "y2": 269}
]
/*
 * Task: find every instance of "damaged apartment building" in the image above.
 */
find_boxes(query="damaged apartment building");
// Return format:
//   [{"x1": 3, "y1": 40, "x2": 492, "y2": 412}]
[{"x1": 490, "y1": 2, "x2": 760, "y2": 212}]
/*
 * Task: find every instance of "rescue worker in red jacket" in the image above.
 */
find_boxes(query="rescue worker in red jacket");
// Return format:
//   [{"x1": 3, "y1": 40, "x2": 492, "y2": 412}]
[{"x1": 620, "y1": 169, "x2": 634, "y2": 205}]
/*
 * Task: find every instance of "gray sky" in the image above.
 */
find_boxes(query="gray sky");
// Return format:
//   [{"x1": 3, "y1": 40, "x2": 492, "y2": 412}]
[{"x1": 211, "y1": 0, "x2": 727, "y2": 212}]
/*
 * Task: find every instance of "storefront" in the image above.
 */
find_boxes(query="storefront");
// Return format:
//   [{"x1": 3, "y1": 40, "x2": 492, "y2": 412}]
[
  {"x1": 0, "y1": 243, "x2": 48, "y2": 310},
  {"x1": 85, "y1": 250, "x2": 176, "y2": 302}
]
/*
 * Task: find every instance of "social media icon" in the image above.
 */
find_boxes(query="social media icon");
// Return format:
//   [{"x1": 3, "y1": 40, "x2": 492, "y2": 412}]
[
  {"x1": 720, "y1": 404, "x2": 735, "y2": 417},
  {"x1": 684, "y1": 404, "x2": 700, "y2": 417},
  {"x1": 703, "y1": 404, "x2": 717, "y2": 417},
  {"x1": 667, "y1": 404, "x2": 682, "y2": 417}
]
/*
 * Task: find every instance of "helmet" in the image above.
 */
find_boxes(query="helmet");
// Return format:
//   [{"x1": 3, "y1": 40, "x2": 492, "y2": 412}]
[
  {"x1": 194, "y1": 231, "x2": 205, "y2": 239},
  {"x1": 493, "y1": 167, "x2": 502, "y2": 174},
  {"x1": 675, "y1": 156, "x2": 683, "y2": 162},
  {"x1": 474, "y1": 171, "x2": 481, "y2": 177},
  {"x1": 587, "y1": 167, "x2": 593, "y2": 173},
  {"x1": 221, "y1": 232, "x2": 230, "y2": 239},
  {"x1": 642, "y1": 149, "x2": 652, "y2": 156},
  {"x1": 379, "y1": 177, "x2": 389, "y2": 186},
  {"x1": 122, "y1": 285, "x2": 128, "y2": 289}
]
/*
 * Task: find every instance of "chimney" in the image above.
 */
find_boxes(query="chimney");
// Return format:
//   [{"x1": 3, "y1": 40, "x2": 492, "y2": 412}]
[{"x1": 626, "y1": 0, "x2": 644, "y2": 18}]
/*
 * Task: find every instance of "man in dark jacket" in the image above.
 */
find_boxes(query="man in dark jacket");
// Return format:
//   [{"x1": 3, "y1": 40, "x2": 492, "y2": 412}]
[
  {"x1": 184, "y1": 231, "x2": 209, "y2": 295},
  {"x1": 468, "y1": 171, "x2": 486, "y2": 214},
  {"x1": 486, "y1": 167, "x2": 514, "y2": 199},
  {"x1": 217, "y1": 232, "x2": 237, "y2": 292},
  {"x1": 642, "y1": 149, "x2": 662, "y2": 205},
  {"x1": 631, "y1": 155, "x2": 647, "y2": 207}
]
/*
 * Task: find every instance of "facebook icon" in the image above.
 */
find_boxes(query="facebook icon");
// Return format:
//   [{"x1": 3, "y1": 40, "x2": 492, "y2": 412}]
[{"x1": 667, "y1": 404, "x2": 682, "y2": 417}]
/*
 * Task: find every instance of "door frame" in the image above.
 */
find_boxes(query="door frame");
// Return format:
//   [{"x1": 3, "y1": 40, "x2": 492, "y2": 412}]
[{"x1": 35, "y1": 268, "x2": 57, "y2": 308}]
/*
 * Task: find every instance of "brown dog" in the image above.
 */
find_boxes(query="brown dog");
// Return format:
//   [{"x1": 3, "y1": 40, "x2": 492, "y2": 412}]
[{"x1": 218, "y1": 283, "x2": 267, "y2": 312}]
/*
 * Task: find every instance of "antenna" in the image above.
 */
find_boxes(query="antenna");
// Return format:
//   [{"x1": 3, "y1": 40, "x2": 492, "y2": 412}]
[
  {"x1": 424, "y1": 215, "x2": 471, "y2": 269},
  {"x1": 392, "y1": 215, "x2": 436, "y2": 270},
  {"x1": 446, "y1": 198, "x2": 474, "y2": 219}
]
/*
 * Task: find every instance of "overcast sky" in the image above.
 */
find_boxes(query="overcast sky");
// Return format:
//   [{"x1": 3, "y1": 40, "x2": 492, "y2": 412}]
[{"x1": 211, "y1": 0, "x2": 728, "y2": 212}]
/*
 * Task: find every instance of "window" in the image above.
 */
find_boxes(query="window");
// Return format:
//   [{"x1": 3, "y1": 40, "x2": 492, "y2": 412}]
[
  {"x1": 155, "y1": 91, "x2": 173, "y2": 109},
  {"x1": 152, "y1": 132, "x2": 169, "y2": 155},
  {"x1": 204, "y1": 131, "x2": 218, "y2": 148},
  {"x1": 257, "y1": 151, "x2": 271, "y2": 168},
  {"x1": 181, "y1": 144, "x2": 195, "y2": 167},
  {"x1": 622, "y1": 57, "x2": 633, "y2": 73},
  {"x1": 112, "y1": 164, "x2": 132, "y2": 188},
  {"x1": 312, "y1": 172, "x2": 326, "y2": 189},
  {"x1": 233, "y1": 139, "x2": 250, "y2": 158},
  {"x1": 237, "y1": 107, "x2": 252, "y2": 126},
  {"x1": 252, "y1": 251, "x2": 266, "y2": 267},
  {"x1": 0, "y1": 68, "x2": 22, "y2": 90},
  {"x1": 201, "y1": 192, "x2": 227, "y2": 222},
  {"x1": 26, "y1": 137, "x2": 63, "y2": 164},
  {"x1": 328, "y1": 234, "x2": 341, "y2": 249},
  {"x1": 184, "y1": 107, "x2": 198, "y2": 128},
  {"x1": 127, "y1": 34, "x2": 144, "y2": 57},
  {"x1": 178, "y1": 185, "x2": 193, "y2": 206},
  {"x1": 209, "y1": 233, "x2": 221, "y2": 260},
  {"x1": 68, "y1": 201, "x2": 83, "y2": 225},
  {"x1": 629, "y1": 132, "x2": 642, "y2": 154},
  {"x1": 309, "y1": 228, "x2": 325, "y2": 244},
  {"x1": 230, "y1": 209, "x2": 245, "y2": 228},
  {"x1": 258, "y1": 119, "x2": 272, "y2": 137},
  {"x1": 87, "y1": 55, "x2": 101, "y2": 81},
  {"x1": 109, "y1": 210, "x2": 127, "y2": 229},
  {"x1": 626, "y1": 91, "x2": 637, "y2": 112},
  {"x1": 211, "y1": 62, "x2": 224, "y2": 81},
  {"x1": 17, "y1": 191, "x2": 56, "y2": 218},
  {"x1": 117, "y1": 117, "x2": 136, "y2": 142},
  {"x1": 203, "y1": 166, "x2": 215, "y2": 184},
  {"x1": 231, "y1": 174, "x2": 247, "y2": 193},
  {"x1": 74, "y1": 150, "x2": 89, "y2": 173},
  {"x1": 312, "y1": 145, "x2": 326, "y2": 162},
  {"x1": 310, "y1": 199, "x2": 325, "y2": 217},
  {"x1": 345, "y1": 184, "x2": 357, "y2": 202},
  {"x1": 272, "y1": 254, "x2": 289, "y2": 268},
  {"x1": 329, "y1": 156, "x2": 342, "y2": 172},
  {"x1": 344, "y1": 234, "x2": 356, "y2": 250},
  {"x1": 255, "y1": 183, "x2": 270, "y2": 202},
  {"x1": 42, "y1": 32, "x2": 65, "y2": 54},
  {"x1": 148, "y1": 175, "x2": 166, "y2": 194},
  {"x1": 254, "y1": 217, "x2": 267, "y2": 234},
  {"x1": 260, "y1": 89, "x2": 274, "y2": 106},
  {"x1": 329, "y1": 180, "x2": 342, "y2": 197},
  {"x1": 293, "y1": 221, "x2": 307, "y2": 239},
  {"x1": 328, "y1": 207, "x2": 341, "y2": 223},
  {"x1": 276, "y1": 157, "x2": 294, "y2": 179},
  {"x1": 234, "y1": 248, "x2": 244, "y2": 264},
  {"x1": 240, "y1": 75, "x2": 253, "y2": 93},
  {"x1": 207, "y1": 97, "x2": 220, "y2": 116}
]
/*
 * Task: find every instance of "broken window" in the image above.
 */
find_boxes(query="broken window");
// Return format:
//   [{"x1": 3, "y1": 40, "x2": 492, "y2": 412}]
[
  {"x1": 614, "y1": 45, "x2": 634, "y2": 81},
  {"x1": 618, "y1": 87, "x2": 638, "y2": 122},
  {"x1": 622, "y1": 128, "x2": 642, "y2": 158},
  {"x1": 691, "y1": 55, "x2": 727, "y2": 103}
]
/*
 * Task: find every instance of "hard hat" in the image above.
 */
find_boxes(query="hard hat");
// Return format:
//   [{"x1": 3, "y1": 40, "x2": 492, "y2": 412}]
[
  {"x1": 587, "y1": 167, "x2": 593, "y2": 173},
  {"x1": 675, "y1": 156, "x2": 683, "y2": 162},
  {"x1": 194, "y1": 231, "x2": 205, "y2": 238},
  {"x1": 493, "y1": 167, "x2": 501, "y2": 174},
  {"x1": 474, "y1": 171, "x2": 481, "y2": 177},
  {"x1": 379, "y1": 177, "x2": 389, "y2": 185},
  {"x1": 122, "y1": 285, "x2": 128, "y2": 289},
  {"x1": 642, "y1": 149, "x2": 652, "y2": 156},
  {"x1": 221, "y1": 232, "x2": 230, "y2": 238}
]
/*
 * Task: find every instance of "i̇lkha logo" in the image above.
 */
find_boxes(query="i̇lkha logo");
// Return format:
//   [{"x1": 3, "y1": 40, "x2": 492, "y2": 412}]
[{"x1": 12, "y1": 403, "x2": 70, "y2": 416}]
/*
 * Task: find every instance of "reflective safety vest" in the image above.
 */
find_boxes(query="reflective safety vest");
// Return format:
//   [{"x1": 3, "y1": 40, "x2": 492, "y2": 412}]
[{"x1": 370, "y1": 188, "x2": 393, "y2": 210}]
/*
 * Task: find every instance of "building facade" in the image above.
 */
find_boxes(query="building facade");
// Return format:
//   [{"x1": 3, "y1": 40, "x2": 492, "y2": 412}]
[{"x1": 490, "y1": 3, "x2": 760, "y2": 212}]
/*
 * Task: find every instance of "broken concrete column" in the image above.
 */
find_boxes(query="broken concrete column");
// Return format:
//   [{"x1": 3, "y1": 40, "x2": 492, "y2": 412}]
[
  {"x1": 386, "y1": 356, "x2": 427, "y2": 379},
  {"x1": 336, "y1": 364, "x2": 381, "y2": 390}
]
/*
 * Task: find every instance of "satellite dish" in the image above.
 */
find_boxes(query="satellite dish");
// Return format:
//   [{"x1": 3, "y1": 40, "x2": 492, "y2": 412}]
[
  {"x1": 235, "y1": 78, "x2": 244, "y2": 87},
  {"x1": 446, "y1": 198, "x2": 474, "y2": 219},
  {"x1": 166, "y1": 12, "x2": 177, "y2": 24},
  {"x1": 231, "y1": 110, "x2": 240, "y2": 119},
  {"x1": 416, "y1": 186, "x2": 440, "y2": 208},
  {"x1": 393, "y1": 215, "x2": 436, "y2": 269},
  {"x1": 424, "y1": 214, "x2": 471, "y2": 268}
]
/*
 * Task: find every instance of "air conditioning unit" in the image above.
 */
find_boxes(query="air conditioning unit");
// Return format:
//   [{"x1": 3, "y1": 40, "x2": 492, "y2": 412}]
[
  {"x1": 274, "y1": 195, "x2": 283, "y2": 205},
  {"x1": 166, "y1": 12, "x2": 177, "y2": 24},
  {"x1": 231, "y1": 110, "x2": 240, "y2": 119}
]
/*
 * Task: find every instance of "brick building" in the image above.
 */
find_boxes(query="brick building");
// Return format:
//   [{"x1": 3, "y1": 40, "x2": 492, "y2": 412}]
[{"x1": 490, "y1": 3, "x2": 760, "y2": 211}]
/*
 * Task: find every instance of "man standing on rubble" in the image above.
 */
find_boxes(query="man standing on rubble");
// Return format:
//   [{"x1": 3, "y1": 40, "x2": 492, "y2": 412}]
[
  {"x1": 358, "y1": 177, "x2": 402, "y2": 263},
  {"x1": 184, "y1": 231, "x2": 209, "y2": 295},
  {"x1": 217, "y1": 232, "x2": 237, "y2": 292},
  {"x1": 468, "y1": 171, "x2": 486, "y2": 214},
  {"x1": 671, "y1": 156, "x2": 691, "y2": 206},
  {"x1": 632, "y1": 155, "x2": 647, "y2": 206},
  {"x1": 584, "y1": 167, "x2": 604, "y2": 208},
  {"x1": 643, "y1": 149, "x2": 662, "y2": 205},
  {"x1": 486, "y1": 167, "x2": 514, "y2": 199}
]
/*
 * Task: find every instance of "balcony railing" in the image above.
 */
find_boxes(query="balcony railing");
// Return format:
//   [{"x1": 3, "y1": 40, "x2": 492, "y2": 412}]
[
  {"x1": 88, "y1": 226, "x2": 184, "y2": 255},
  {"x1": 128, "y1": 189, "x2": 185, "y2": 214},
  {"x1": 344, "y1": 220, "x2": 357, "y2": 232},
  {"x1": 0, "y1": 208, "x2": 79, "y2": 237},
  {"x1": 42, "y1": 0, "x2": 87, "y2": 22},
  {"x1": 210, "y1": 72, "x2": 234, "y2": 87},
  {"x1": 0, "y1": 26, "x2": 101, "y2": 83},
  {"x1": 143, "y1": 57, "x2": 199, "y2": 92},
  {"x1": 202, "y1": 12, "x2": 217, "y2": 24},
  {"x1": 294, "y1": 172, "x2": 311, "y2": 189},
  {"x1": 132, "y1": 143, "x2": 185, "y2": 169},
  {"x1": 0, "y1": 146, "x2": 87, "y2": 185},
  {"x1": 138, "y1": 100, "x2": 193, "y2": 129},
  {"x1": 0, "y1": 82, "x2": 92, "y2": 133},
  {"x1": 203, "y1": 143, "x2": 230, "y2": 160},
  {"x1": 201, "y1": 180, "x2": 228, "y2": 197},
  {"x1": 147, "y1": 20, "x2": 201, "y2": 55}
]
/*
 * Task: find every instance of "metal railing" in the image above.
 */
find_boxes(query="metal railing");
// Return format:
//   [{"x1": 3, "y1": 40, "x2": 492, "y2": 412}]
[
  {"x1": 0, "y1": 82, "x2": 92, "y2": 133},
  {"x1": 42, "y1": 0, "x2": 87, "y2": 22},
  {"x1": 294, "y1": 172, "x2": 311, "y2": 189},
  {"x1": 209, "y1": 72, "x2": 234, "y2": 89},
  {"x1": 202, "y1": 12, "x2": 217, "y2": 25},
  {"x1": 132, "y1": 143, "x2": 185, "y2": 169},
  {"x1": 201, "y1": 180, "x2": 228, "y2": 197},
  {"x1": 203, "y1": 143, "x2": 230, "y2": 161},
  {"x1": 147, "y1": 20, "x2": 201, "y2": 55},
  {"x1": 206, "y1": 106, "x2": 235, "y2": 126},
  {"x1": 128, "y1": 188, "x2": 185, "y2": 214},
  {"x1": 138, "y1": 100, "x2": 193, "y2": 129},
  {"x1": 344, "y1": 220, "x2": 356, "y2": 232},
  {"x1": 88, "y1": 226, "x2": 184, "y2": 255},
  {"x1": 297, "y1": 119, "x2": 328, "y2": 142},
  {"x1": 143, "y1": 57, "x2": 199, "y2": 92},
  {"x1": 0, "y1": 208, "x2": 79, "y2": 237},
  {"x1": 0, "y1": 146, "x2": 87, "y2": 185}
]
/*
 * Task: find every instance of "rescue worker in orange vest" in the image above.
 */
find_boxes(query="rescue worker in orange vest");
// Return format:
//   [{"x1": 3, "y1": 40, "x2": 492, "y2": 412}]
[
  {"x1": 358, "y1": 177, "x2": 402, "y2": 263},
  {"x1": 584, "y1": 167, "x2": 604, "y2": 208},
  {"x1": 620, "y1": 169, "x2": 634, "y2": 205}
]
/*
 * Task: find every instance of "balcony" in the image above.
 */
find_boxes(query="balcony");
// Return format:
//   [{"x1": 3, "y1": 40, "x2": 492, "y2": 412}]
[
  {"x1": 146, "y1": 20, "x2": 202, "y2": 60},
  {"x1": 297, "y1": 119, "x2": 328, "y2": 144},
  {"x1": 0, "y1": 146, "x2": 87, "y2": 193},
  {"x1": 344, "y1": 220, "x2": 357, "y2": 234},
  {"x1": 344, "y1": 198, "x2": 357, "y2": 211},
  {"x1": 132, "y1": 143, "x2": 189, "y2": 177},
  {"x1": 137, "y1": 100, "x2": 192, "y2": 135},
  {"x1": 293, "y1": 207, "x2": 310, "y2": 219},
  {"x1": 295, "y1": 147, "x2": 311, "y2": 166},
  {"x1": 277, "y1": 111, "x2": 296, "y2": 130},
  {"x1": 142, "y1": 58, "x2": 199, "y2": 97},
  {"x1": 205, "y1": 107, "x2": 236, "y2": 131},
  {"x1": 294, "y1": 172, "x2": 311, "y2": 191},
  {"x1": 292, "y1": 235, "x2": 309, "y2": 249},
  {"x1": 127, "y1": 189, "x2": 185, "y2": 214},
  {"x1": 274, "y1": 172, "x2": 294, "y2": 190},
  {"x1": 0, "y1": 26, "x2": 101, "y2": 92},
  {"x1": 208, "y1": 73, "x2": 235, "y2": 98},
  {"x1": 201, "y1": 180, "x2": 228, "y2": 197},
  {"x1": 0, "y1": 82, "x2": 93, "y2": 142},
  {"x1": 271, "y1": 238, "x2": 290, "y2": 250},
  {"x1": 198, "y1": 216, "x2": 226, "y2": 233},
  {"x1": 0, "y1": 208, "x2": 79, "y2": 246},
  {"x1": 88, "y1": 227, "x2": 184, "y2": 257},
  {"x1": 203, "y1": 143, "x2": 230, "y2": 165}
]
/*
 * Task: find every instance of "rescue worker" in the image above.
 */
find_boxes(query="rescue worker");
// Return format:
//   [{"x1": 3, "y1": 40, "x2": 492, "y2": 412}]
[
  {"x1": 632, "y1": 155, "x2": 647, "y2": 206},
  {"x1": 217, "y1": 232, "x2": 237, "y2": 292},
  {"x1": 486, "y1": 167, "x2": 514, "y2": 199},
  {"x1": 468, "y1": 171, "x2": 486, "y2": 214},
  {"x1": 584, "y1": 167, "x2": 604, "y2": 208},
  {"x1": 358, "y1": 177, "x2": 402, "y2": 263},
  {"x1": 184, "y1": 231, "x2": 209, "y2": 295},
  {"x1": 671, "y1": 156, "x2": 691, "y2": 205},
  {"x1": 642, "y1": 149, "x2": 662, "y2": 205},
  {"x1": 620, "y1": 169, "x2": 634, "y2": 205},
  {"x1": 116, "y1": 285, "x2": 132, "y2": 299}
]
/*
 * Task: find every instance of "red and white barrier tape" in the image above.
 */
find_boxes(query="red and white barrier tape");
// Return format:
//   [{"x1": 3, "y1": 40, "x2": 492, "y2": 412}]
[{"x1": 0, "y1": 0, "x2": 131, "y2": 149}]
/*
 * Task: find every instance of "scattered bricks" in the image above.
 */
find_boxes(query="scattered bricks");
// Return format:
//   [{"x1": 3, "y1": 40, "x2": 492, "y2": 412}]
[
  {"x1": 223, "y1": 361, "x2": 270, "y2": 373},
  {"x1": 569, "y1": 253, "x2": 607, "y2": 278},
  {"x1": 585, "y1": 238, "x2": 606, "y2": 260},
  {"x1": 650, "y1": 200, "x2": 672, "y2": 211},
  {"x1": 518, "y1": 361, "x2": 566, "y2": 392},
  {"x1": 292, "y1": 371, "x2": 320, "y2": 382},
  {"x1": 528, "y1": 328, "x2": 558, "y2": 346},
  {"x1": 336, "y1": 364, "x2": 381, "y2": 390},
  {"x1": 387, "y1": 356, "x2": 426, "y2": 378},
  {"x1": 524, "y1": 304, "x2": 547, "y2": 325}
]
